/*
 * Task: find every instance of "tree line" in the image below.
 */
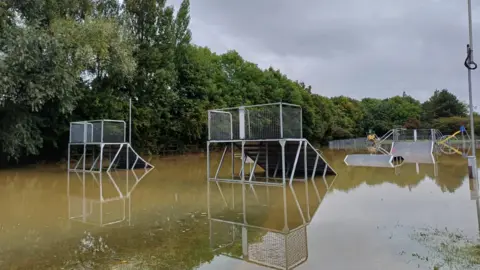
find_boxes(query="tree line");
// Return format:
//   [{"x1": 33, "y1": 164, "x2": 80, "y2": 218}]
[{"x1": 0, "y1": 0, "x2": 476, "y2": 167}]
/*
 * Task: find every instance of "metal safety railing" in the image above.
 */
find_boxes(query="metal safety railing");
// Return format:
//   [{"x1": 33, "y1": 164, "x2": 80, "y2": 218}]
[
  {"x1": 328, "y1": 137, "x2": 369, "y2": 150},
  {"x1": 69, "y1": 120, "x2": 126, "y2": 143},
  {"x1": 208, "y1": 102, "x2": 302, "y2": 141}
]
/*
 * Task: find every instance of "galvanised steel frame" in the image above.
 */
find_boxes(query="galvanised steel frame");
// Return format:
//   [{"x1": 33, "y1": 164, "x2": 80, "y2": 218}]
[
  {"x1": 207, "y1": 103, "x2": 336, "y2": 186},
  {"x1": 67, "y1": 120, "x2": 153, "y2": 173}
]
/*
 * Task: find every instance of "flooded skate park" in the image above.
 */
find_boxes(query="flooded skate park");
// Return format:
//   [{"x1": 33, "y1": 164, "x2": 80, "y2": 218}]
[{"x1": 1, "y1": 103, "x2": 480, "y2": 270}]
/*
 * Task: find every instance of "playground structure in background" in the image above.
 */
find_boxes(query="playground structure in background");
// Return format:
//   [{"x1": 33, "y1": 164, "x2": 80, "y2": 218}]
[
  {"x1": 338, "y1": 126, "x2": 475, "y2": 168},
  {"x1": 436, "y1": 126, "x2": 471, "y2": 156},
  {"x1": 364, "y1": 127, "x2": 472, "y2": 158},
  {"x1": 341, "y1": 127, "x2": 473, "y2": 168}
]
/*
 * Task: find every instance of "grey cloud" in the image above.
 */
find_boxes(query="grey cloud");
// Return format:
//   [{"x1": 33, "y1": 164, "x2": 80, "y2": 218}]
[{"x1": 169, "y1": 0, "x2": 480, "y2": 105}]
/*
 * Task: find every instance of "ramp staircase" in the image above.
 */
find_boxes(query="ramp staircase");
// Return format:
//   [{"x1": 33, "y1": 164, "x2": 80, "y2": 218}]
[{"x1": 236, "y1": 140, "x2": 336, "y2": 178}]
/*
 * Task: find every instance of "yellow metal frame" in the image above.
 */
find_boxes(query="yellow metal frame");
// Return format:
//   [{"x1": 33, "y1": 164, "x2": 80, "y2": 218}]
[{"x1": 437, "y1": 130, "x2": 463, "y2": 155}]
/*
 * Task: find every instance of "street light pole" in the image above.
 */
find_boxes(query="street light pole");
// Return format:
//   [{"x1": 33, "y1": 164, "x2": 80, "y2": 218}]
[{"x1": 466, "y1": 0, "x2": 478, "y2": 180}]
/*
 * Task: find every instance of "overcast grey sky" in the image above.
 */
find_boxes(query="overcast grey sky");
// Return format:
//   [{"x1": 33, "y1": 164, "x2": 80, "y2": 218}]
[{"x1": 168, "y1": 0, "x2": 480, "y2": 105}]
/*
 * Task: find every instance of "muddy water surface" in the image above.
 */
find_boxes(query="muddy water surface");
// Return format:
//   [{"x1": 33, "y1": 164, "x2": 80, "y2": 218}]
[{"x1": 0, "y1": 151, "x2": 479, "y2": 270}]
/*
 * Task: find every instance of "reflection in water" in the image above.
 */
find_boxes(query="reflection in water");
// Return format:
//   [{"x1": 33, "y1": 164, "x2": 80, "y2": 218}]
[
  {"x1": 0, "y1": 152, "x2": 479, "y2": 269},
  {"x1": 321, "y1": 150, "x2": 469, "y2": 194},
  {"x1": 208, "y1": 176, "x2": 335, "y2": 270},
  {"x1": 469, "y1": 177, "x2": 480, "y2": 234},
  {"x1": 67, "y1": 168, "x2": 153, "y2": 227}
]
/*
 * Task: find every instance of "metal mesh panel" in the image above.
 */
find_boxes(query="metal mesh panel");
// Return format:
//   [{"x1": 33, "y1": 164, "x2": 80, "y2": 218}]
[
  {"x1": 246, "y1": 105, "x2": 281, "y2": 139},
  {"x1": 286, "y1": 227, "x2": 308, "y2": 269},
  {"x1": 282, "y1": 106, "x2": 302, "y2": 138},
  {"x1": 209, "y1": 111, "x2": 233, "y2": 140},
  {"x1": 70, "y1": 122, "x2": 93, "y2": 143},
  {"x1": 102, "y1": 121, "x2": 126, "y2": 143},
  {"x1": 91, "y1": 121, "x2": 103, "y2": 142},
  {"x1": 70, "y1": 120, "x2": 126, "y2": 143},
  {"x1": 208, "y1": 103, "x2": 303, "y2": 140},
  {"x1": 248, "y1": 231, "x2": 286, "y2": 269},
  {"x1": 394, "y1": 129, "x2": 437, "y2": 141},
  {"x1": 328, "y1": 137, "x2": 368, "y2": 150}
]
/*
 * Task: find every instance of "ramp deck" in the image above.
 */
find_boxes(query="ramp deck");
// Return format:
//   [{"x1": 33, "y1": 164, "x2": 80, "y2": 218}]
[{"x1": 391, "y1": 141, "x2": 435, "y2": 164}]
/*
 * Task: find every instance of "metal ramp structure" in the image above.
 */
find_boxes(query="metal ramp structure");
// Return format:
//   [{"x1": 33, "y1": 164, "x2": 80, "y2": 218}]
[
  {"x1": 208, "y1": 175, "x2": 334, "y2": 270},
  {"x1": 207, "y1": 103, "x2": 336, "y2": 186},
  {"x1": 391, "y1": 141, "x2": 436, "y2": 164},
  {"x1": 68, "y1": 120, "x2": 154, "y2": 173},
  {"x1": 344, "y1": 128, "x2": 438, "y2": 167},
  {"x1": 67, "y1": 168, "x2": 153, "y2": 227},
  {"x1": 344, "y1": 154, "x2": 404, "y2": 168}
]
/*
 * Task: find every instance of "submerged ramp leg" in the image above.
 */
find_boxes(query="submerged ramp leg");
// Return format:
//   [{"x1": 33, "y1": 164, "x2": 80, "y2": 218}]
[{"x1": 344, "y1": 154, "x2": 404, "y2": 168}]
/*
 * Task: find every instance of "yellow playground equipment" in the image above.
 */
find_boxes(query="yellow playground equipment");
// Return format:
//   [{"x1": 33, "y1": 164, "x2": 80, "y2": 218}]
[
  {"x1": 437, "y1": 126, "x2": 470, "y2": 156},
  {"x1": 366, "y1": 130, "x2": 378, "y2": 145}
]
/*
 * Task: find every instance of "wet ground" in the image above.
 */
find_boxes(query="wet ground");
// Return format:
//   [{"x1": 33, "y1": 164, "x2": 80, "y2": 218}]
[{"x1": 1, "y1": 150, "x2": 480, "y2": 269}]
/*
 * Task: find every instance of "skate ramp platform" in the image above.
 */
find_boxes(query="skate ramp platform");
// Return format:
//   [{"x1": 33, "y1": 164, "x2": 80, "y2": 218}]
[
  {"x1": 391, "y1": 141, "x2": 435, "y2": 164},
  {"x1": 344, "y1": 154, "x2": 404, "y2": 168},
  {"x1": 236, "y1": 140, "x2": 337, "y2": 177}
]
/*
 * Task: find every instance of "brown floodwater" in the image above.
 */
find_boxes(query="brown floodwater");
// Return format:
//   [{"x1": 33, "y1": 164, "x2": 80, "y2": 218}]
[{"x1": 1, "y1": 150, "x2": 480, "y2": 269}]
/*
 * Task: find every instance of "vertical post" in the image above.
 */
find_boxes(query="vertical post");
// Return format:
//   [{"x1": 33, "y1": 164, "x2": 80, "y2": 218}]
[
  {"x1": 241, "y1": 141, "x2": 245, "y2": 182},
  {"x1": 207, "y1": 111, "x2": 211, "y2": 141},
  {"x1": 82, "y1": 123, "x2": 87, "y2": 172},
  {"x1": 82, "y1": 172, "x2": 86, "y2": 222},
  {"x1": 99, "y1": 173, "x2": 103, "y2": 225},
  {"x1": 231, "y1": 142, "x2": 235, "y2": 179},
  {"x1": 129, "y1": 98, "x2": 132, "y2": 145},
  {"x1": 126, "y1": 161, "x2": 130, "y2": 225},
  {"x1": 239, "y1": 107, "x2": 246, "y2": 140},
  {"x1": 266, "y1": 143, "x2": 269, "y2": 181},
  {"x1": 467, "y1": 0, "x2": 477, "y2": 180},
  {"x1": 304, "y1": 139, "x2": 308, "y2": 183},
  {"x1": 67, "y1": 144, "x2": 71, "y2": 172},
  {"x1": 99, "y1": 144, "x2": 104, "y2": 173},
  {"x1": 413, "y1": 129, "x2": 417, "y2": 142},
  {"x1": 230, "y1": 113, "x2": 234, "y2": 179},
  {"x1": 282, "y1": 184, "x2": 288, "y2": 232},
  {"x1": 280, "y1": 103, "x2": 284, "y2": 138},
  {"x1": 280, "y1": 140, "x2": 286, "y2": 185},
  {"x1": 242, "y1": 183, "x2": 248, "y2": 257},
  {"x1": 207, "y1": 142, "x2": 210, "y2": 181},
  {"x1": 242, "y1": 226, "x2": 248, "y2": 259}
]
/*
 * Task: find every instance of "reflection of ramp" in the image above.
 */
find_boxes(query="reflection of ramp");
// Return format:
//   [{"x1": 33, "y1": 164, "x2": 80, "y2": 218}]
[
  {"x1": 391, "y1": 141, "x2": 435, "y2": 164},
  {"x1": 68, "y1": 168, "x2": 153, "y2": 227},
  {"x1": 344, "y1": 154, "x2": 404, "y2": 168}
]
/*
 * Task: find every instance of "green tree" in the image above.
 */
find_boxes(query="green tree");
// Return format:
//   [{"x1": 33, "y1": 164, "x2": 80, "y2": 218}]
[
  {"x1": 422, "y1": 89, "x2": 467, "y2": 123},
  {"x1": 331, "y1": 96, "x2": 364, "y2": 138}
]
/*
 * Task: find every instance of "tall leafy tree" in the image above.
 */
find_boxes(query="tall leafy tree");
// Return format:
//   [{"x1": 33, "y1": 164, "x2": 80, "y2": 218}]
[{"x1": 422, "y1": 89, "x2": 467, "y2": 122}]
